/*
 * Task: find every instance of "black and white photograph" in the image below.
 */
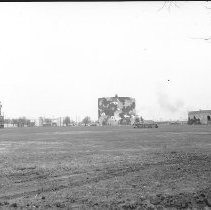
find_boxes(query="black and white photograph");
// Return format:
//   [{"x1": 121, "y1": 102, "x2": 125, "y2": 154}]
[{"x1": 0, "y1": 1, "x2": 211, "y2": 209}]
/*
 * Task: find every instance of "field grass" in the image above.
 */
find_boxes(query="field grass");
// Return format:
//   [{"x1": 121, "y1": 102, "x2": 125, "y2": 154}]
[{"x1": 0, "y1": 125, "x2": 210, "y2": 209}]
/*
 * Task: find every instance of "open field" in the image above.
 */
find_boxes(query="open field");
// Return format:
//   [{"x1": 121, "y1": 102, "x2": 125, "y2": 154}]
[{"x1": 0, "y1": 125, "x2": 210, "y2": 209}]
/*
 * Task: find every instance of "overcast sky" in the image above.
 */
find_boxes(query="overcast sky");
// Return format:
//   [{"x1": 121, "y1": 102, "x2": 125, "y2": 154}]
[{"x1": 0, "y1": 2, "x2": 211, "y2": 121}]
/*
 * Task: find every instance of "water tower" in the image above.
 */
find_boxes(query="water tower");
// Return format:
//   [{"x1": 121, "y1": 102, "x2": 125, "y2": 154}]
[{"x1": 98, "y1": 95, "x2": 136, "y2": 125}]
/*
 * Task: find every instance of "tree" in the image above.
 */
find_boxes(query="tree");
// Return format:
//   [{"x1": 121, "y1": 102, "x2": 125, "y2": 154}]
[
  {"x1": 82, "y1": 116, "x2": 91, "y2": 126},
  {"x1": 188, "y1": 117, "x2": 201, "y2": 125},
  {"x1": 135, "y1": 116, "x2": 144, "y2": 123},
  {"x1": 187, "y1": 117, "x2": 192, "y2": 125},
  {"x1": 11, "y1": 119, "x2": 18, "y2": 127},
  {"x1": 140, "y1": 116, "x2": 144, "y2": 122},
  {"x1": 4, "y1": 118, "x2": 11, "y2": 125},
  {"x1": 134, "y1": 117, "x2": 140, "y2": 124},
  {"x1": 102, "y1": 117, "x2": 108, "y2": 126},
  {"x1": 69, "y1": 119, "x2": 76, "y2": 126},
  {"x1": 158, "y1": 1, "x2": 179, "y2": 11},
  {"x1": 17, "y1": 117, "x2": 27, "y2": 127},
  {"x1": 63, "y1": 116, "x2": 71, "y2": 126}
]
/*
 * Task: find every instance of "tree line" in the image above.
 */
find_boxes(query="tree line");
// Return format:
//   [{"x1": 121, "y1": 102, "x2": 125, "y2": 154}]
[
  {"x1": 4, "y1": 117, "x2": 35, "y2": 127},
  {"x1": 4, "y1": 116, "x2": 95, "y2": 127},
  {"x1": 63, "y1": 116, "x2": 94, "y2": 126}
]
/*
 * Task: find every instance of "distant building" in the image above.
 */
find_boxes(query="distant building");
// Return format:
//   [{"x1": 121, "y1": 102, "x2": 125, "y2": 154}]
[
  {"x1": 188, "y1": 110, "x2": 211, "y2": 125},
  {"x1": 38, "y1": 117, "x2": 62, "y2": 127},
  {"x1": 98, "y1": 94, "x2": 136, "y2": 125}
]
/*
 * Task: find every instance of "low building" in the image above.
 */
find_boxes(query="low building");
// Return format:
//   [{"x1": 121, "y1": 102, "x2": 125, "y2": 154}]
[
  {"x1": 188, "y1": 110, "x2": 211, "y2": 125},
  {"x1": 38, "y1": 117, "x2": 62, "y2": 127}
]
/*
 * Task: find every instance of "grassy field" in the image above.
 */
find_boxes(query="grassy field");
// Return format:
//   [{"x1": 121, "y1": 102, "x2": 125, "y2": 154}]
[{"x1": 0, "y1": 125, "x2": 210, "y2": 209}]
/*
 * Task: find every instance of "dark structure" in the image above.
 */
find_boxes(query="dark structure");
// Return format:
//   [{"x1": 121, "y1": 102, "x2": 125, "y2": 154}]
[
  {"x1": 188, "y1": 110, "x2": 211, "y2": 125},
  {"x1": 133, "y1": 122, "x2": 158, "y2": 128},
  {"x1": 0, "y1": 102, "x2": 4, "y2": 128},
  {"x1": 98, "y1": 95, "x2": 136, "y2": 125}
]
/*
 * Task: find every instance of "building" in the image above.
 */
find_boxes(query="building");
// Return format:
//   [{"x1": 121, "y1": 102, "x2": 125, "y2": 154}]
[
  {"x1": 188, "y1": 110, "x2": 211, "y2": 125},
  {"x1": 98, "y1": 94, "x2": 136, "y2": 125},
  {"x1": 38, "y1": 117, "x2": 62, "y2": 127}
]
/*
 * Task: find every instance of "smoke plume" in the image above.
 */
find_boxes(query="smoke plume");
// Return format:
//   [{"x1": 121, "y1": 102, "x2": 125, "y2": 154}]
[{"x1": 157, "y1": 92, "x2": 184, "y2": 113}]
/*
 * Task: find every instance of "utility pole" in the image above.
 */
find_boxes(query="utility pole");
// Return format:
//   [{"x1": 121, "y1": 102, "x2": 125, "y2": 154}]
[
  {"x1": 75, "y1": 115, "x2": 78, "y2": 125},
  {"x1": 0, "y1": 102, "x2": 4, "y2": 128},
  {"x1": 0, "y1": 102, "x2": 2, "y2": 116}
]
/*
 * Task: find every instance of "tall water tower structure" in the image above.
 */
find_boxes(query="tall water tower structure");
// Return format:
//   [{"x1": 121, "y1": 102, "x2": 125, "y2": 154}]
[
  {"x1": 98, "y1": 94, "x2": 136, "y2": 125},
  {"x1": 0, "y1": 102, "x2": 4, "y2": 128}
]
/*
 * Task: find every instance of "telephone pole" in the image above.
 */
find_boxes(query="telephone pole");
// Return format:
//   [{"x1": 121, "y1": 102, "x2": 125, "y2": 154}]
[
  {"x1": 0, "y1": 102, "x2": 4, "y2": 128},
  {"x1": 0, "y1": 102, "x2": 2, "y2": 116}
]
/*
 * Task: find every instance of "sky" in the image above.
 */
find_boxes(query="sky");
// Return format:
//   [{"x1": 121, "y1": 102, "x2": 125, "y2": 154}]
[{"x1": 0, "y1": 1, "x2": 211, "y2": 121}]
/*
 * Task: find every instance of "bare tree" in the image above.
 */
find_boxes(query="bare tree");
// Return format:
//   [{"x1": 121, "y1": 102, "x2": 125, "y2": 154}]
[
  {"x1": 158, "y1": 1, "x2": 179, "y2": 12},
  {"x1": 81, "y1": 116, "x2": 91, "y2": 126},
  {"x1": 134, "y1": 116, "x2": 144, "y2": 123},
  {"x1": 11, "y1": 119, "x2": 18, "y2": 127},
  {"x1": 63, "y1": 116, "x2": 71, "y2": 126},
  {"x1": 159, "y1": 2, "x2": 211, "y2": 42},
  {"x1": 17, "y1": 117, "x2": 27, "y2": 127},
  {"x1": 4, "y1": 118, "x2": 11, "y2": 125}
]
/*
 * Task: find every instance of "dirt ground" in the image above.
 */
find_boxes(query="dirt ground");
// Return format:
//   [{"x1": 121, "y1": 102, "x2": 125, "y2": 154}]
[{"x1": 0, "y1": 125, "x2": 210, "y2": 209}]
